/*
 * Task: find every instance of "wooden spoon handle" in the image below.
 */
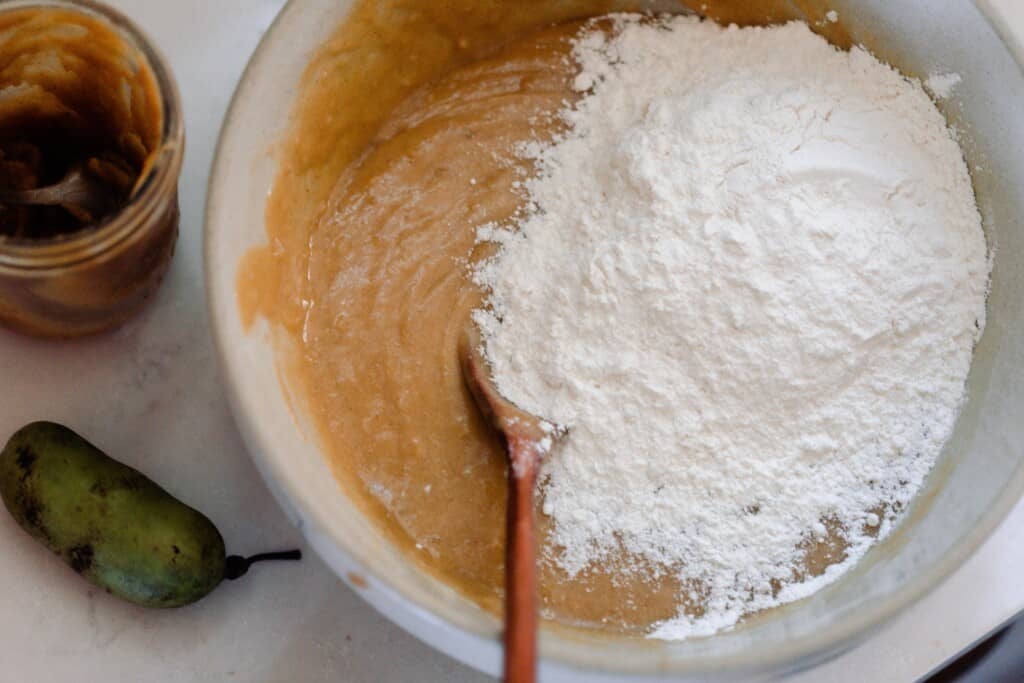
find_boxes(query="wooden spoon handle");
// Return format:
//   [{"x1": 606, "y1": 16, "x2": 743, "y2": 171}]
[{"x1": 505, "y1": 436, "x2": 540, "y2": 683}]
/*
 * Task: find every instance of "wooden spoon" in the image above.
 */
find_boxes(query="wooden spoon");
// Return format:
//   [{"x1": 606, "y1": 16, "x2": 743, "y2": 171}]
[{"x1": 459, "y1": 323, "x2": 566, "y2": 683}]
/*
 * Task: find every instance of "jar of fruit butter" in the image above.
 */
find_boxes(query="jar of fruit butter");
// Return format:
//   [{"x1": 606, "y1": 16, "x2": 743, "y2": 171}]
[{"x1": 0, "y1": 0, "x2": 183, "y2": 338}]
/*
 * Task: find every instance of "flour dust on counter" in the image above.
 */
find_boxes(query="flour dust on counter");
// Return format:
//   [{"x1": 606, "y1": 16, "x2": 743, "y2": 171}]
[{"x1": 474, "y1": 15, "x2": 990, "y2": 639}]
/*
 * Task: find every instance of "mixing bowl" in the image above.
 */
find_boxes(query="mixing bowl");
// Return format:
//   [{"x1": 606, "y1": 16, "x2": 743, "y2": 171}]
[{"x1": 205, "y1": 1, "x2": 1024, "y2": 679}]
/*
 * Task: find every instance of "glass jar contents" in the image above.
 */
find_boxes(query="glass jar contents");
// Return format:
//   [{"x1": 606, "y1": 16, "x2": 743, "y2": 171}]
[{"x1": 0, "y1": 1, "x2": 183, "y2": 338}]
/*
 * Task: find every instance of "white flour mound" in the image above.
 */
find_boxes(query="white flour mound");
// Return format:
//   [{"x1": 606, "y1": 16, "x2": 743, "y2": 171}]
[{"x1": 473, "y1": 16, "x2": 990, "y2": 639}]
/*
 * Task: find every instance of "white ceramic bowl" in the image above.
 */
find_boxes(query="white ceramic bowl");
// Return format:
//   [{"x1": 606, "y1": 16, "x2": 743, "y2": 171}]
[{"x1": 206, "y1": 1, "x2": 1024, "y2": 680}]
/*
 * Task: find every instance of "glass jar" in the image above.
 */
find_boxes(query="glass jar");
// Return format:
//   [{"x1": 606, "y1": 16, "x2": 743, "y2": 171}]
[{"x1": 0, "y1": 0, "x2": 184, "y2": 338}]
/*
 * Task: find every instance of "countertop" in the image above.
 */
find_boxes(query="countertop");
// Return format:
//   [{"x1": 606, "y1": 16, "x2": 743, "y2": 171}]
[{"x1": 0, "y1": 1, "x2": 1022, "y2": 681}]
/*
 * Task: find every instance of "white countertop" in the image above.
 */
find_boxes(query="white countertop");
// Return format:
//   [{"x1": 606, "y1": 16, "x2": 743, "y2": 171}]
[{"x1": 0, "y1": 1, "x2": 1021, "y2": 681}]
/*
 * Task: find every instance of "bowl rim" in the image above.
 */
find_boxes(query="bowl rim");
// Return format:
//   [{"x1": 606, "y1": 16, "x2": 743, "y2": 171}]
[{"x1": 204, "y1": 0, "x2": 1024, "y2": 677}]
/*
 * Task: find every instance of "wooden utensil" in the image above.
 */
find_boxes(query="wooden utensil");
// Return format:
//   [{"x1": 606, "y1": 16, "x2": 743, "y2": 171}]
[{"x1": 459, "y1": 323, "x2": 565, "y2": 683}]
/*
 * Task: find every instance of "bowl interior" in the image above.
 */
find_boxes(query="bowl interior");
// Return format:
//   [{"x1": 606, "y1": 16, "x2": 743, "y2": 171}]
[{"x1": 205, "y1": 0, "x2": 1024, "y2": 679}]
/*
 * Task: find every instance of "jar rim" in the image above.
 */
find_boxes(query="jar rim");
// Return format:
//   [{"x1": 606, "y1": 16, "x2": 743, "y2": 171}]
[{"x1": 0, "y1": 0, "x2": 185, "y2": 272}]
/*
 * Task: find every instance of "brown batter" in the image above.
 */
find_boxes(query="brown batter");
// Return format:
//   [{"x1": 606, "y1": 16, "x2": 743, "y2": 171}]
[{"x1": 241, "y1": 0, "x2": 848, "y2": 635}]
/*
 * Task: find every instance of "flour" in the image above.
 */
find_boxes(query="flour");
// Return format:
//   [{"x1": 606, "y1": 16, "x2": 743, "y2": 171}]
[
  {"x1": 473, "y1": 16, "x2": 990, "y2": 639},
  {"x1": 925, "y1": 71, "x2": 963, "y2": 99}
]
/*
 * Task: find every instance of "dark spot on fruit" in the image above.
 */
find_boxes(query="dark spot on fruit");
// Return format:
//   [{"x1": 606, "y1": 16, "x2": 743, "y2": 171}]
[
  {"x1": 68, "y1": 545, "x2": 94, "y2": 574},
  {"x1": 21, "y1": 496, "x2": 43, "y2": 529},
  {"x1": 89, "y1": 482, "x2": 108, "y2": 498},
  {"x1": 15, "y1": 446, "x2": 36, "y2": 482},
  {"x1": 172, "y1": 545, "x2": 181, "y2": 555}
]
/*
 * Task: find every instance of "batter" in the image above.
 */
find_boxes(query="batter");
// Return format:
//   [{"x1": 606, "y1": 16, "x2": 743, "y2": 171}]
[{"x1": 240, "y1": 0, "x2": 854, "y2": 635}]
